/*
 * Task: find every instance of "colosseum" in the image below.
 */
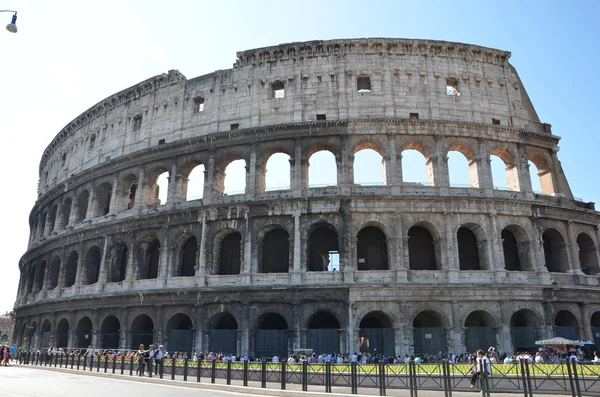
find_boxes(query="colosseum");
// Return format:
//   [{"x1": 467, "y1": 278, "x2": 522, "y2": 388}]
[{"x1": 13, "y1": 38, "x2": 600, "y2": 358}]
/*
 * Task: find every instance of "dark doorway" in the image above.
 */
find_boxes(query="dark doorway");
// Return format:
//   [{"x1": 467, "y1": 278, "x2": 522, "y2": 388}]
[
  {"x1": 359, "y1": 311, "x2": 395, "y2": 355},
  {"x1": 109, "y1": 242, "x2": 128, "y2": 282},
  {"x1": 308, "y1": 226, "x2": 339, "y2": 271},
  {"x1": 510, "y1": 310, "x2": 538, "y2": 352},
  {"x1": 502, "y1": 229, "x2": 521, "y2": 271},
  {"x1": 64, "y1": 251, "x2": 78, "y2": 287},
  {"x1": 83, "y1": 246, "x2": 101, "y2": 285},
  {"x1": 76, "y1": 317, "x2": 93, "y2": 348},
  {"x1": 131, "y1": 315, "x2": 154, "y2": 349},
  {"x1": 179, "y1": 236, "x2": 197, "y2": 277},
  {"x1": 140, "y1": 238, "x2": 160, "y2": 279},
  {"x1": 76, "y1": 190, "x2": 89, "y2": 222},
  {"x1": 100, "y1": 316, "x2": 120, "y2": 349},
  {"x1": 41, "y1": 320, "x2": 51, "y2": 348},
  {"x1": 35, "y1": 260, "x2": 46, "y2": 292},
  {"x1": 307, "y1": 311, "x2": 340, "y2": 354},
  {"x1": 413, "y1": 311, "x2": 447, "y2": 355},
  {"x1": 357, "y1": 227, "x2": 388, "y2": 270},
  {"x1": 577, "y1": 233, "x2": 600, "y2": 275},
  {"x1": 208, "y1": 313, "x2": 238, "y2": 355},
  {"x1": 543, "y1": 228, "x2": 569, "y2": 273},
  {"x1": 49, "y1": 256, "x2": 60, "y2": 289},
  {"x1": 55, "y1": 319, "x2": 69, "y2": 348},
  {"x1": 261, "y1": 229, "x2": 289, "y2": 273},
  {"x1": 167, "y1": 314, "x2": 194, "y2": 355},
  {"x1": 464, "y1": 311, "x2": 496, "y2": 353},
  {"x1": 554, "y1": 310, "x2": 580, "y2": 340},
  {"x1": 458, "y1": 227, "x2": 481, "y2": 270},
  {"x1": 219, "y1": 233, "x2": 241, "y2": 275},
  {"x1": 255, "y1": 313, "x2": 289, "y2": 359},
  {"x1": 408, "y1": 226, "x2": 437, "y2": 270},
  {"x1": 61, "y1": 198, "x2": 72, "y2": 227}
]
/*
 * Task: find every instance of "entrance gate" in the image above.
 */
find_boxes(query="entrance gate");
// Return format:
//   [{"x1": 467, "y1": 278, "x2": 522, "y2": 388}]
[
  {"x1": 511, "y1": 327, "x2": 538, "y2": 352},
  {"x1": 208, "y1": 329, "x2": 237, "y2": 355},
  {"x1": 167, "y1": 329, "x2": 194, "y2": 355},
  {"x1": 41, "y1": 332, "x2": 51, "y2": 348},
  {"x1": 307, "y1": 329, "x2": 339, "y2": 354},
  {"x1": 554, "y1": 326, "x2": 580, "y2": 341},
  {"x1": 131, "y1": 332, "x2": 154, "y2": 349},
  {"x1": 255, "y1": 330, "x2": 288, "y2": 359},
  {"x1": 55, "y1": 332, "x2": 68, "y2": 348},
  {"x1": 465, "y1": 327, "x2": 495, "y2": 353},
  {"x1": 101, "y1": 332, "x2": 120, "y2": 350},
  {"x1": 413, "y1": 327, "x2": 447, "y2": 355},
  {"x1": 359, "y1": 328, "x2": 395, "y2": 355}
]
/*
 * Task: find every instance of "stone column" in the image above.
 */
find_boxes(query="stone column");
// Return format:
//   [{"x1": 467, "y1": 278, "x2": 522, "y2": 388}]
[
  {"x1": 499, "y1": 304, "x2": 514, "y2": 354},
  {"x1": 449, "y1": 302, "x2": 465, "y2": 353},
  {"x1": 166, "y1": 162, "x2": 179, "y2": 205},
  {"x1": 98, "y1": 236, "x2": 110, "y2": 284},
  {"x1": 516, "y1": 143, "x2": 534, "y2": 197},
  {"x1": 347, "y1": 303, "x2": 356, "y2": 356},
  {"x1": 433, "y1": 137, "x2": 450, "y2": 187},
  {"x1": 68, "y1": 202, "x2": 79, "y2": 226},
  {"x1": 67, "y1": 312, "x2": 76, "y2": 350},
  {"x1": 133, "y1": 168, "x2": 146, "y2": 209},
  {"x1": 581, "y1": 304, "x2": 593, "y2": 341},
  {"x1": 338, "y1": 136, "x2": 351, "y2": 188},
  {"x1": 394, "y1": 213, "x2": 407, "y2": 272},
  {"x1": 596, "y1": 225, "x2": 600, "y2": 272},
  {"x1": 243, "y1": 210, "x2": 252, "y2": 275},
  {"x1": 292, "y1": 139, "x2": 304, "y2": 197},
  {"x1": 55, "y1": 200, "x2": 64, "y2": 231},
  {"x1": 476, "y1": 139, "x2": 493, "y2": 191},
  {"x1": 91, "y1": 309, "x2": 100, "y2": 348},
  {"x1": 566, "y1": 221, "x2": 582, "y2": 274},
  {"x1": 120, "y1": 307, "x2": 128, "y2": 350},
  {"x1": 443, "y1": 213, "x2": 457, "y2": 270},
  {"x1": 246, "y1": 145, "x2": 257, "y2": 198},
  {"x1": 108, "y1": 175, "x2": 120, "y2": 215},
  {"x1": 155, "y1": 306, "x2": 163, "y2": 345},
  {"x1": 85, "y1": 190, "x2": 96, "y2": 221},
  {"x1": 292, "y1": 213, "x2": 302, "y2": 283},
  {"x1": 198, "y1": 212, "x2": 208, "y2": 277},
  {"x1": 388, "y1": 134, "x2": 401, "y2": 186},
  {"x1": 158, "y1": 232, "x2": 169, "y2": 279},
  {"x1": 488, "y1": 213, "x2": 503, "y2": 271},
  {"x1": 194, "y1": 312, "x2": 203, "y2": 354},
  {"x1": 124, "y1": 241, "x2": 136, "y2": 282}
]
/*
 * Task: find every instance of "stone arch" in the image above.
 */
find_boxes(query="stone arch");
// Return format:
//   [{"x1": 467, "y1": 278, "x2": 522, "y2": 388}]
[
  {"x1": 55, "y1": 318, "x2": 69, "y2": 348},
  {"x1": 262, "y1": 150, "x2": 291, "y2": 192},
  {"x1": 358, "y1": 311, "x2": 395, "y2": 355},
  {"x1": 138, "y1": 236, "x2": 160, "y2": 280},
  {"x1": 222, "y1": 157, "x2": 246, "y2": 196},
  {"x1": 490, "y1": 147, "x2": 520, "y2": 192},
  {"x1": 457, "y1": 223, "x2": 487, "y2": 270},
  {"x1": 408, "y1": 223, "x2": 438, "y2": 270},
  {"x1": 177, "y1": 235, "x2": 197, "y2": 277},
  {"x1": 39, "y1": 211, "x2": 47, "y2": 238},
  {"x1": 542, "y1": 227, "x2": 569, "y2": 273},
  {"x1": 447, "y1": 143, "x2": 479, "y2": 188},
  {"x1": 308, "y1": 223, "x2": 339, "y2": 271},
  {"x1": 166, "y1": 313, "x2": 194, "y2": 355},
  {"x1": 108, "y1": 241, "x2": 128, "y2": 282},
  {"x1": 259, "y1": 226, "x2": 290, "y2": 273},
  {"x1": 502, "y1": 224, "x2": 533, "y2": 271},
  {"x1": 121, "y1": 173, "x2": 138, "y2": 210},
  {"x1": 207, "y1": 312, "x2": 239, "y2": 355},
  {"x1": 510, "y1": 309, "x2": 541, "y2": 353},
  {"x1": 529, "y1": 153, "x2": 555, "y2": 195},
  {"x1": 147, "y1": 166, "x2": 169, "y2": 205},
  {"x1": 401, "y1": 142, "x2": 434, "y2": 186},
  {"x1": 64, "y1": 250, "x2": 78, "y2": 287},
  {"x1": 94, "y1": 182, "x2": 112, "y2": 217},
  {"x1": 554, "y1": 310, "x2": 580, "y2": 340},
  {"x1": 357, "y1": 226, "x2": 388, "y2": 271},
  {"x1": 464, "y1": 310, "x2": 497, "y2": 353},
  {"x1": 60, "y1": 197, "x2": 72, "y2": 227},
  {"x1": 306, "y1": 310, "x2": 341, "y2": 354},
  {"x1": 180, "y1": 161, "x2": 205, "y2": 201},
  {"x1": 353, "y1": 141, "x2": 386, "y2": 186},
  {"x1": 35, "y1": 260, "x2": 46, "y2": 292},
  {"x1": 76, "y1": 189, "x2": 89, "y2": 222},
  {"x1": 40, "y1": 319, "x2": 52, "y2": 348},
  {"x1": 100, "y1": 315, "x2": 120, "y2": 349},
  {"x1": 130, "y1": 314, "x2": 154, "y2": 349},
  {"x1": 217, "y1": 231, "x2": 242, "y2": 275},
  {"x1": 48, "y1": 204, "x2": 58, "y2": 233},
  {"x1": 48, "y1": 255, "x2": 61, "y2": 289},
  {"x1": 75, "y1": 316, "x2": 93, "y2": 348},
  {"x1": 255, "y1": 312, "x2": 290, "y2": 358},
  {"x1": 307, "y1": 146, "x2": 337, "y2": 187},
  {"x1": 83, "y1": 246, "x2": 102, "y2": 285},
  {"x1": 412, "y1": 310, "x2": 448, "y2": 355},
  {"x1": 577, "y1": 232, "x2": 600, "y2": 275}
]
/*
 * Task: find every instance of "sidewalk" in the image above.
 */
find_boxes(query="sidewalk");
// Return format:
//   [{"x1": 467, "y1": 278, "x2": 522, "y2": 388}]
[{"x1": 16, "y1": 364, "x2": 575, "y2": 397}]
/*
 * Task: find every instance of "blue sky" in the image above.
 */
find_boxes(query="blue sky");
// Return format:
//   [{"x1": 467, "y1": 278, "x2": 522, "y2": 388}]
[{"x1": 0, "y1": 0, "x2": 598, "y2": 314}]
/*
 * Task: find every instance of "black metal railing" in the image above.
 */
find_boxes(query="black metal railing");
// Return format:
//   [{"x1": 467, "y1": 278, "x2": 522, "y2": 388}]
[{"x1": 15, "y1": 352, "x2": 600, "y2": 397}]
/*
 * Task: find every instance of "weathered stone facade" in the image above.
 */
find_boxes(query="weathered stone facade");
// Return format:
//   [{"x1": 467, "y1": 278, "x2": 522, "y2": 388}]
[{"x1": 13, "y1": 39, "x2": 600, "y2": 357}]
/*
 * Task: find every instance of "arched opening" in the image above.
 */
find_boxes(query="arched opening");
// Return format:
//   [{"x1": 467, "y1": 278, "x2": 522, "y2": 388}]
[
  {"x1": 76, "y1": 317, "x2": 93, "y2": 348},
  {"x1": 83, "y1": 246, "x2": 101, "y2": 285},
  {"x1": 261, "y1": 229, "x2": 289, "y2": 273},
  {"x1": 139, "y1": 238, "x2": 160, "y2": 280},
  {"x1": 577, "y1": 233, "x2": 600, "y2": 275},
  {"x1": 48, "y1": 205, "x2": 58, "y2": 233},
  {"x1": 208, "y1": 313, "x2": 238, "y2": 355},
  {"x1": 130, "y1": 314, "x2": 154, "y2": 350},
  {"x1": 64, "y1": 251, "x2": 78, "y2": 287},
  {"x1": 354, "y1": 147, "x2": 386, "y2": 186},
  {"x1": 307, "y1": 311, "x2": 341, "y2": 354},
  {"x1": 223, "y1": 159, "x2": 246, "y2": 195},
  {"x1": 166, "y1": 314, "x2": 194, "y2": 355},
  {"x1": 457, "y1": 227, "x2": 481, "y2": 270},
  {"x1": 100, "y1": 315, "x2": 120, "y2": 349},
  {"x1": 490, "y1": 149, "x2": 520, "y2": 191},
  {"x1": 502, "y1": 229, "x2": 521, "y2": 271},
  {"x1": 359, "y1": 311, "x2": 395, "y2": 355},
  {"x1": 121, "y1": 174, "x2": 138, "y2": 210},
  {"x1": 178, "y1": 236, "x2": 197, "y2": 277},
  {"x1": 448, "y1": 146, "x2": 478, "y2": 188},
  {"x1": 529, "y1": 154, "x2": 555, "y2": 195},
  {"x1": 510, "y1": 310, "x2": 539, "y2": 353},
  {"x1": 76, "y1": 190, "x2": 89, "y2": 222},
  {"x1": 554, "y1": 310, "x2": 580, "y2": 340},
  {"x1": 26, "y1": 265, "x2": 36, "y2": 294},
  {"x1": 186, "y1": 164, "x2": 205, "y2": 200},
  {"x1": 401, "y1": 147, "x2": 433, "y2": 186},
  {"x1": 41, "y1": 320, "x2": 52, "y2": 348},
  {"x1": 154, "y1": 171, "x2": 169, "y2": 205},
  {"x1": 464, "y1": 311, "x2": 496, "y2": 353},
  {"x1": 94, "y1": 182, "x2": 112, "y2": 216},
  {"x1": 264, "y1": 152, "x2": 291, "y2": 191},
  {"x1": 408, "y1": 226, "x2": 437, "y2": 270},
  {"x1": 542, "y1": 228, "x2": 569, "y2": 273},
  {"x1": 35, "y1": 260, "x2": 46, "y2": 292},
  {"x1": 357, "y1": 226, "x2": 388, "y2": 270},
  {"x1": 55, "y1": 319, "x2": 69, "y2": 348},
  {"x1": 61, "y1": 198, "x2": 72, "y2": 228},
  {"x1": 219, "y1": 232, "x2": 241, "y2": 275},
  {"x1": 308, "y1": 150, "x2": 337, "y2": 187},
  {"x1": 591, "y1": 312, "x2": 600, "y2": 347},
  {"x1": 413, "y1": 311, "x2": 447, "y2": 355},
  {"x1": 48, "y1": 256, "x2": 60, "y2": 289},
  {"x1": 108, "y1": 242, "x2": 128, "y2": 283},
  {"x1": 255, "y1": 313, "x2": 289, "y2": 359},
  {"x1": 308, "y1": 225, "x2": 339, "y2": 271},
  {"x1": 39, "y1": 212, "x2": 47, "y2": 237}
]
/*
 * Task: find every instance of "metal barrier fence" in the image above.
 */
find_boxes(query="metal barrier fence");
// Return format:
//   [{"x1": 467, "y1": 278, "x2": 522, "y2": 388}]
[{"x1": 15, "y1": 352, "x2": 600, "y2": 397}]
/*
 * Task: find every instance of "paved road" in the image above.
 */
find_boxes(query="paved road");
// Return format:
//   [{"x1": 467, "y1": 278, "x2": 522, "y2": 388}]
[{"x1": 0, "y1": 366, "x2": 248, "y2": 397}]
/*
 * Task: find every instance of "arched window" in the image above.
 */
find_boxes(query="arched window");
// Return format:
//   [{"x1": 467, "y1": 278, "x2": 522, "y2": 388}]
[
  {"x1": 554, "y1": 310, "x2": 580, "y2": 340},
  {"x1": 490, "y1": 149, "x2": 520, "y2": 191},
  {"x1": 139, "y1": 238, "x2": 160, "y2": 279},
  {"x1": 264, "y1": 153, "x2": 290, "y2": 191},
  {"x1": 502, "y1": 229, "x2": 521, "y2": 271},
  {"x1": 542, "y1": 228, "x2": 569, "y2": 273},
  {"x1": 121, "y1": 174, "x2": 138, "y2": 210},
  {"x1": 354, "y1": 148, "x2": 385, "y2": 186},
  {"x1": 76, "y1": 317, "x2": 93, "y2": 348},
  {"x1": 261, "y1": 229, "x2": 289, "y2": 273},
  {"x1": 223, "y1": 159, "x2": 246, "y2": 195},
  {"x1": 48, "y1": 205, "x2": 58, "y2": 233},
  {"x1": 413, "y1": 311, "x2": 447, "y2": 355},
  {"x1": 100, "y1": 316, "x2": 120, "y2": 349},
  {"x1": 64, "y1": 251, "x2": 78, "y2": 287},
  {"x1": 357, "y1": 227, "x2": 388, "y2": 270},
  {"x1": 308, "y1": 150, "x2": 337, "y2": 187},
  {"x1": 186, "y1": 164, "x2": 205, "y2": 201},
  {"x1": 108, "y1": 242, "x2": 128, "y2": 283},
  {"x1": 510, "y1": 310, "x2": 539, "y2": 352},
  {"x1": 308, "y1": 225, "x2": 339, "y2": 271},
  {"x1": 83, "y1": 246, "x2": 101, "y2": 285},
  {"x1": 528, "y1": 154, "x2": 555, "y2": 195},
  {"x1": 48, "y1": 256, "x2": 61, "y2": 290},
  {"x1": 255, "y1": 313, "x2": 289, "y2": 358},
  {"x1": 408, "y1": 226, "x2": 437, "y2": 270},
  {"x1": 208, "y1": 313, "x2": 238, "y2": 354},
  {"x1": 401, "y1": 148, "x2": 432, "y2": 185},
  {"x1": 464, "y1": 311, "x2": 496, "y2": 353},
  {"x1": 76, "y1": 190, "x2": 89, "y2": 222},
  {"x1": 457, "y1": 227, "x2": 481, "y2": 270},
  {"x1": 55, "y1": 319, "x2": 69, "y2": 348},
  {"x1": 130, "y1": 315, "x2": 154, "y2": 350},
  {"x1": 219, "y1": 232, "x2": 241, "y2": 275},
  {"x1": 35, "y1": 260, "x2": 46, "y2": 292},
  {"x1": 155, "y1": 171, "x2": 169, "y2": 205},
  {"x1": 166, "y1": 314, "x2": 194, "y2": 355},
  {"x1": 359, "y1": 311, "x2": 394, "y2": 355},
  {"x1": 448, "y1": 145, "x2": 478, "y2": 188},
  {"x1": 577, "y1": 233, "x2": 600, "y2": 275},
  {"x1": 61, "y1": 198, "x2": 72, "y2": 228},
  {"x1": 95, "y1": 182, "x2": 112, "y2": 216},
  {"x1": 307, "y1": 311, "x2": 341, "y2": 354},
  {"x1": 178, "y1": 236, "x2": 197, "y2": 277}
]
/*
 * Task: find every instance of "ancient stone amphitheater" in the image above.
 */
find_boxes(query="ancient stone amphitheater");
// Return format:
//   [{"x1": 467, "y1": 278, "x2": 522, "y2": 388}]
[{"x1": 13, "y1": 38, "x2": 600, "y2": 358}]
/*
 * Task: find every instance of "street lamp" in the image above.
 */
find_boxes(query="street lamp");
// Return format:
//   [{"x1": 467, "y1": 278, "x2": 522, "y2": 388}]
[{"x1": 1, "y1": 10, "x2": 18, "y2": 33}]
